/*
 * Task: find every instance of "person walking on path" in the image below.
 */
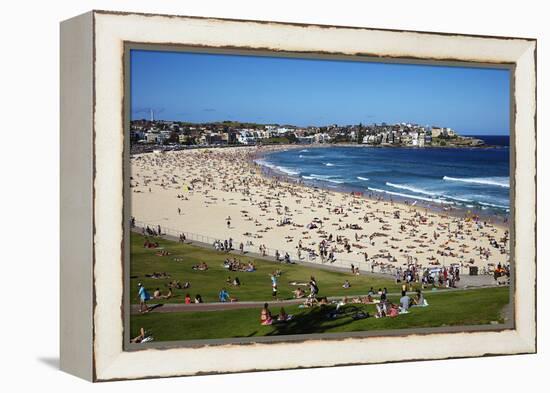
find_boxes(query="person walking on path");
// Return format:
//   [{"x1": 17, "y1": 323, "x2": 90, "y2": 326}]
[
  {"x1": 270, "y1": 273, "x2": 278, "y2": 298},
  {"x1": 137, "y1": 283, "x2": 151, "y2": 313}
]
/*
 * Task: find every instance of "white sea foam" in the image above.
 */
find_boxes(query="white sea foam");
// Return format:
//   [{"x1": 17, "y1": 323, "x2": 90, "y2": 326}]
[
  {"x1": 276, "y1": 166, "x2": 299, "y2": 176},
  {"x1": 367, "y1": 187, "x2": 454, "y2": 205},
  {"x1": 324, "y1": 162, "x2": 335, "y2": 167},
  {"x1": 477, "y1": 200, "x2": 509, "y2": 210},
  {"x1": 303, "y1": 174, "x2": 344, "y2": 184},
  {"x1": 444, "y1": 195, "x2": 474, "y2": 203},
  {"x1": 299, "y1": 149, "x2": 309, "y2": 153},
  {"x1": 443, "y1": 176, "x2": 510, "y2": 188},
  {"x1": 385, "y1": 182, "x2": 438, "y2": 197},
  {"x1": 382, "y1": 183, "x2": 506, "y2": 208},
  {"x1": 254, "y1": 159, "x2": 275, "y2": 169},
  {"x1": 308, "y1": 174, "x2": 337, "y2": 179},
  {"x1": 255, "y1": 159, "x2": 299, "y2": 176},
  {"x1": 356, "y1": 176, "x2": 369, "y2": 181}
]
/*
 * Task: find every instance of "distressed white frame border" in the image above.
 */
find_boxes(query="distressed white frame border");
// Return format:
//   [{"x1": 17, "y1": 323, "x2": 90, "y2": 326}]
[{"x1": 92, "y1": 11, "x2": 536, "y2": 381}]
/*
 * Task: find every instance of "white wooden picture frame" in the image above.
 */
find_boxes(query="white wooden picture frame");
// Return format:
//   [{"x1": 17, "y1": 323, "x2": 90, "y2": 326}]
[{"x1": 60, "y1": 10, "x2": 536, "y2": 381}]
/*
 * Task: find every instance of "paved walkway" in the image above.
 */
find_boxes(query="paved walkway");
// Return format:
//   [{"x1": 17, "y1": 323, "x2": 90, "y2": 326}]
[{"x1": 132, "y1": 284, "x2": 506, "y2": 315}]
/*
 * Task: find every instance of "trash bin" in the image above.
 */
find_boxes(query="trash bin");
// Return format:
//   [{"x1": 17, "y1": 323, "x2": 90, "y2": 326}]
[{"x1": 469, "y1": 266, "x2": 478, "y2": 276}]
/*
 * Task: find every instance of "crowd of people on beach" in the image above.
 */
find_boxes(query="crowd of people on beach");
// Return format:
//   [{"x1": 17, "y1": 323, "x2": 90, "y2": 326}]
[{"x1": 130, "y1": 148, "x2": 510, "y2": 279}]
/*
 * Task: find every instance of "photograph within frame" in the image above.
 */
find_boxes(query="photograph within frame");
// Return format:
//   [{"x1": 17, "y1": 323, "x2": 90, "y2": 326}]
[{"x1": 123, "y1": 43, "x2": 516, "y2": 350}]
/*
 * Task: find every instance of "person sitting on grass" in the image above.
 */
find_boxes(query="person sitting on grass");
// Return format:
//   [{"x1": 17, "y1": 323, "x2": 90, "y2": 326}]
[
  {"x1": 387, "y1": 303, "x2": 400, "y2": 318},
  {"x1": 184, "y1": 293, "x2": 191, "y2": 304},
  {"x1": 380, "y1": 291, "x2": 387, "y2": 302},
  {"x1": 362, "y1": 294, "x2": 376, "y2": 304},
  {"x1": 194, "y1": 294, "x2": 203, "y2": 303},
  {"x1": 153, "y1": 288, "x2": 162, "y2": 299},
  {"x1": 162, "y1": 288, "x2": 173, "y2": 299},
  {"x1": 412, "y1": 290, "x2": 428, "y2": 307},
  {"x1": 375, "y1": 302, "x2": 386, "y2": 318},
  {"x1": 342, "y1": 280, "x2": 351, "y2": 289},
  {"x1": 399, "y1": 290, "x2": 411, "y2": 313},
  {"x1": 137, "y1": 283, "x2": 151, "y2": 313},
  {"x1": 168, "y1": 280, "x2": 182, "y2": 289},
  {"x1": 293, "y1": 287, "x2": 306, "y2": 299},
  {"x1": 143, "y1": 239, "x2": 159, "y2": 249},
  {"x1": 131, "y1": 327, "x2": 153, "y2": 343},
  {"x1": 277, "y1": 307, "x2": 293, "y2": 322},
  {"x1": 335, "y1": 296, "x2": 349, "y2": 311},
  {"x1": 260, "y1": 303, "x2": 273, "y2": 325},
  {"x1": 192, "y1": 262, "x2": 208, "y2": 271},
  {"x1": 233, "y1": 277, "x2": 241, "y2": 286},
  {"x1": 219, "y1": 288, "x2": 230, "y2": 302},
  {"x1": 303, "y1": 296, "x2": 317, "y2": 308}
]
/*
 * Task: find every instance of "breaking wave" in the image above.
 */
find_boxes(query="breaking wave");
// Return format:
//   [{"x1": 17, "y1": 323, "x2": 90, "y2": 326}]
[{"x1": 443, "y1": 176, "x2": 509, "y2": 188}]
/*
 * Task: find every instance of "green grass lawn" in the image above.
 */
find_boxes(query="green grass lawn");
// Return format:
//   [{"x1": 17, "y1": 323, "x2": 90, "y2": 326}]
[
  {"x1": 130, "y1": 286, "x2": 510, "y2": 341},
  {"x1": 130, "y1": 233, "x2": 402, "y2": 303}
]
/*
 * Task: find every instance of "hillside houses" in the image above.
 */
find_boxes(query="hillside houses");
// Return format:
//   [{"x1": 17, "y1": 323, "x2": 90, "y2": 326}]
[{"x1": 130, "y1": 119, "x2": 482, "y2": 151}]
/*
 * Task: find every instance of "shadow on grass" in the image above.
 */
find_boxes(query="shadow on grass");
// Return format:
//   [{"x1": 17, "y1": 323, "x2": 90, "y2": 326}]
[{"x1": 265, "y1": 305, "x2": 366, "y2": 336}]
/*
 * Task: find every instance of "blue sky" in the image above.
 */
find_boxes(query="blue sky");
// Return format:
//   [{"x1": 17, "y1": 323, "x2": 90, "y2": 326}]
[{"x1": 130, "y1": 49, "x2": 510, "y2": 135}]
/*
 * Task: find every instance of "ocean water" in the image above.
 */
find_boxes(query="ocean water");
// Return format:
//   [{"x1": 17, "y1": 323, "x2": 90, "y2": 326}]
[{"x1": 257, "y1": 135, "x2": 510, "y2": 214}]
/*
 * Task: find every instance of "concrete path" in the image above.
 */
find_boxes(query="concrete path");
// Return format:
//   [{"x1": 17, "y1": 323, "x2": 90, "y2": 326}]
[{"x1": 131, "y1": 284, "x2": 506, "y2": 315}]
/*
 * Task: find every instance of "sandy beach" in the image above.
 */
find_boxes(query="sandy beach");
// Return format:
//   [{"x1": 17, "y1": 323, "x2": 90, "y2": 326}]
[{"x1": 130, "y1": 146, "x2": 510, "y2": 274}]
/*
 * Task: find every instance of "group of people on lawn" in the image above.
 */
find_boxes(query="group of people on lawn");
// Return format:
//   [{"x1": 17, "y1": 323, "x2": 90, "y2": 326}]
[
  {"x1": 374, "y1": 290, "x2": 428, "y2": 318},
  {"x1": 260, "y1": 303, "x2": 293, "y2": 325},
  {"x1": 138, "y1": 282, "x2": 204, "y2": 313},
  {"x1": 224, "y1": 257, "x2": 256, "y2": 272}
]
